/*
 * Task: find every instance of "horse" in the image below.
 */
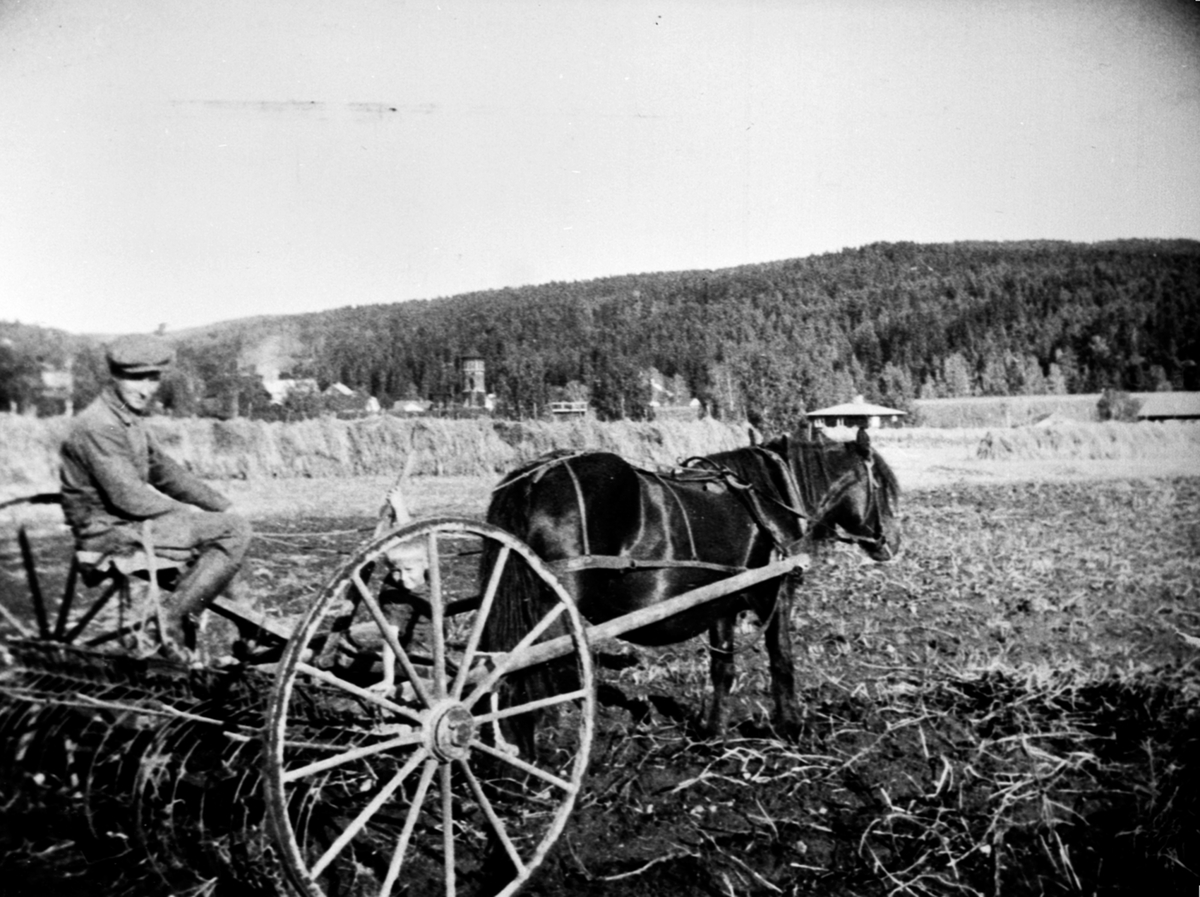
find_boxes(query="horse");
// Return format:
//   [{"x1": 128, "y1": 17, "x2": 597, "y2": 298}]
[{"x1": 480, "y1": 425, "x2": 901, "y2": 742}]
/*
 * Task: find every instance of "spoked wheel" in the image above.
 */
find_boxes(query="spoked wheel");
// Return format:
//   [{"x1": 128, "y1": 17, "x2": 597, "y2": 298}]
[{"x1": 265, "y1": 518, "x2": 595, "y2": 897}]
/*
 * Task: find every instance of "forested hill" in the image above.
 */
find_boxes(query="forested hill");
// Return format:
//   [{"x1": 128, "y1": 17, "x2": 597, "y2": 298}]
[{"x1": 5, "y1": 240, "x2": 1199, "y2": 427}]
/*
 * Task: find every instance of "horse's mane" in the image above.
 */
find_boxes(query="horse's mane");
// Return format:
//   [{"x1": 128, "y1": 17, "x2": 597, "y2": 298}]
[
  {"x1": 697, "y1": 443, "x2": 800, "y2": 510},
  {"x1": 771, "y1": 432, "x2": 901, "y2": 518}
]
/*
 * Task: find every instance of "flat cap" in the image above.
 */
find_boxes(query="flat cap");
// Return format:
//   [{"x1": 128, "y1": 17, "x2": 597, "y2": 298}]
[{"x1": 106, "y1": 334, "x2": 174, "y2": 375}]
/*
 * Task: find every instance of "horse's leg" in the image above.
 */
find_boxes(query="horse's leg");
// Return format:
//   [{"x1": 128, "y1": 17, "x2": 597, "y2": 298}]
[
  {"x1": 705, "y1": 614, "x2": 735, "y2": 736},
  {"x1": 762, "y1": 580, "x2": 802, "y2": 736}
]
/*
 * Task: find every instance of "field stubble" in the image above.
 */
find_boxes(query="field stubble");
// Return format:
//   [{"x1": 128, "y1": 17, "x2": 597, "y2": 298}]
[{"x1": 1, "y1": 457, "x2": 1198, "y2": 895}]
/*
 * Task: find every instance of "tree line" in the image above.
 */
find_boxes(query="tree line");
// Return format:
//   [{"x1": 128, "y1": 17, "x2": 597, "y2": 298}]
[{"x1": 4, "y1": 239, "x2": 1198, "y2": 430}]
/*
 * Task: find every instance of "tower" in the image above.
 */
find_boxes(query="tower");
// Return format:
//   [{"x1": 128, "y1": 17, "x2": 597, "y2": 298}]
[{"x1": 460, "y1": 352, "x2": 486, "y2": 408}]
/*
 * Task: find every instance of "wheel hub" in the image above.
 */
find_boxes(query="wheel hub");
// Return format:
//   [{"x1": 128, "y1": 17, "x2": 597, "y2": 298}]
[{"x1": 427, "y1": 701, "x2": 476, "y2": 762}]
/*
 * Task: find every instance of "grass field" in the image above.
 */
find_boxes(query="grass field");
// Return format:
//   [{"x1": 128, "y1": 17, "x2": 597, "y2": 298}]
[{"x1": 1, "y1": 445, "x2": 1198, "y2": 895}]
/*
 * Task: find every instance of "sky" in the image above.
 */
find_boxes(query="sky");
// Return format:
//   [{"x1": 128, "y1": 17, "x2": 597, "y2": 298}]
[{"x1": 2, "y1": 0, "x2": 1198, "y2": 336}]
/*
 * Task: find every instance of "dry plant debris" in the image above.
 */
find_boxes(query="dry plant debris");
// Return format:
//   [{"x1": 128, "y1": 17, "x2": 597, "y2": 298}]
[{"x1": 0, "y1": 478, "x2": 1197, "y2": 896}]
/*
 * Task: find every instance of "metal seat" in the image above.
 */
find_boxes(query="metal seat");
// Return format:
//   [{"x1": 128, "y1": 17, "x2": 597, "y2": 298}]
[
  {"x1": 9, "y1": 504, "x2": 195, "y2": 653},
  {"x1": 65, "y1": 546, "x2": 194, "y2": 651}
]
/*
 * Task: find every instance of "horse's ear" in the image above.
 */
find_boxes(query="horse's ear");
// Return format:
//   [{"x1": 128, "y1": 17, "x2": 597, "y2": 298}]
[
  {"x1": 748, "y1": 425, "x2": 762, "y2": 446},
  {"x1": 855, "y1": 427, "x2": 872, "y2": 458}
]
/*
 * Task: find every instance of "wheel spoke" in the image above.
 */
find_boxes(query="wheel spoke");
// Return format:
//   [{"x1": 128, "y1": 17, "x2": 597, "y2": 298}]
[
  {"x1": 450, "y1": 544, "x2": 510, "y2": 699},
  {"x1": 462, "y1": 602, "x2": 568, "y2": 710},
  {"x1": 441, "y1": 761, "x2": 456, "y2": 897},
  {"x1": 309, "y1": 746, "x2": 428, "y2": 878},
  {"x1": 468, "y1": 739, "x2": 577, "y2": 793},
  {"x1": 459, "y1": 757, "x2": 528, "y2": 875},
  {"x1": 295, "y1": 661, "x2": 424, "y2": 723},
  {"x1": 352, "y1": 572, "x2": 433, "y2": 707},
  {"x1": 427, "y1": 530, "x2": 447, "y2": 699},
  {"x1": 473, "y1": 687, "x2": 590, "y2": 725},
  {"x1": 281, "y1": 730, "x2": 424, "y2": 783},
  {"x1": 379, "y1": 758, "x2": 438, "y2": 897}
]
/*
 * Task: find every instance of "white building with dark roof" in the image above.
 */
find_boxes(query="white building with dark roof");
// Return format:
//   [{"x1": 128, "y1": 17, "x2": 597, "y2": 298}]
[
  {"x1": 1135, "y1": 392, "x2": 1200, "y2": 422},
  {"x1": 807, "y1": 395, "x2": 906, "y2": 429}
]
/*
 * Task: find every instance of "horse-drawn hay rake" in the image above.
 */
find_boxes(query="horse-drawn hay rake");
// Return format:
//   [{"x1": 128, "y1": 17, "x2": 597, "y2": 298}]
[{"x1": 1, "y1": 506, "x2": 811, "y2": 897}]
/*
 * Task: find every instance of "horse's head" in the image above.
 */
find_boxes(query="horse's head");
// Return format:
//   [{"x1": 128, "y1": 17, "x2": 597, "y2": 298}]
[
  {"x1": 794, "y1": 428, "x2": 901, "y2": 562},
  {"x1": 373, "y1": 458, "x2": 429, "y2": 592}
]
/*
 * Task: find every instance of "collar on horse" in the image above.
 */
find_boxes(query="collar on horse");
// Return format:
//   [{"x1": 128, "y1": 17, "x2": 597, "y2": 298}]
[
  {"x1": 676, "y1": 449, "x2": 809, "y2": 558},
  {"x1": 685, "y1": 438, "x2": 889, "y2": 554}
]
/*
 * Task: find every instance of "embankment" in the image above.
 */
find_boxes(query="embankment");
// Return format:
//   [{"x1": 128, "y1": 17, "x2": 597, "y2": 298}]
[
  {"x1": 4, "y1": 414, "x2": 1199, "y2": 501},
  {"x1": 0, "y1": 414, "x2": 752, "y2": 490}
]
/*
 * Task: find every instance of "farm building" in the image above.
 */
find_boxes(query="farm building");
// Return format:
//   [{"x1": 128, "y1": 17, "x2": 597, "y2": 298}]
[
  {"x1": 807, "y1": 395, "x2": 906, "y2": 430},
  {"x1": 549, "y1": 400, "x2": 589, "y2": 420},
  {"x1": 1135, "y1": 391, "x2": 1200, "y2": 422},
  {"x1": 651, "y1": 397, "x2": 703, "y2": 421},
  {"x1": 392, "y1": 399, "x2": 433, "y2": 416},
  {"x1": 262, "y1": 376, "x2": 319, "y2": 405}
]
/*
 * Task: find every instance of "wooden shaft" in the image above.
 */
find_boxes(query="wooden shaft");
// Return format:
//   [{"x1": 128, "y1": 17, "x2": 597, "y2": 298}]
[{"x1": 489, "y1": 553, "x2": 809, "y2": 678}]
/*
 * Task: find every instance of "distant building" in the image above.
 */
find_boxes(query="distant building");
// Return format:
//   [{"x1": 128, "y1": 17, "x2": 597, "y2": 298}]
[
  {"x1": 1136, "y1": 391, "x2": 1200, "y2": 422},
  {"x1": 262, "y1": 377, "x2": 319, "y2": 405},
  {"x1": 651, "y1": 397, "x2": 703, "y2": 421},
  {"x1": 456, "y1": 351, "x2": 495, "y2": 413},
  {"x1": 549, "y1": 400, "x2": 589, "y2": 419},
  {"x1": 646, "y1": 368, "x2": 701, "y2": 420},
  {"x1": 460, "y1": 351, "x2": 487, "y2": 408},
  {"x1": 322, "y1": 382, "x2": 376, "y2": 416},
  {"x1": 392, "y1": 399, "x2": 432, "y2": 416},
  {"x1": 807, "y1": 395, "x2": 906, "y2": 430}
]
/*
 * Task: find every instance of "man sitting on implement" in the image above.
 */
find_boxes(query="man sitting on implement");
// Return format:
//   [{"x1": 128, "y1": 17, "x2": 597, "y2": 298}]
[{"x1": 60, "y1": 334, "x2": 252, "y2": 656}]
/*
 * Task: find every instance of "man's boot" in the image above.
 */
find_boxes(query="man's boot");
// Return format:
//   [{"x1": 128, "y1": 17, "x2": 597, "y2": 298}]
[{"x1": 160, "y1": 549, "x2": 239, "y2": 656}]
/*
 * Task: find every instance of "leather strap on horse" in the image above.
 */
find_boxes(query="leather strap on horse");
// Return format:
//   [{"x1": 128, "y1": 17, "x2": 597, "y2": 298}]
[
  {"x1": 533, "y1": 454, "x2": 747, "y2": 578},
  {"x1": 560, "y1": 458, "x2": 592, "y2": 557},
  {"x1": 492, "y1": 449, "x2": 592, "y2": 492},
  {"x1": 641, "y1": 469, "x2": 701, "y2": 559},
  {"x1": 678, "y1": 453, "x2": 809, "y2": 558}
]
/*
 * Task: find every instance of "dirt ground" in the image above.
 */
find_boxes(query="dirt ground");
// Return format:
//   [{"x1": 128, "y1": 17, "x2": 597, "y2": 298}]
[{"x1": 1, "y1": 451, "x2": 1198, "y2": 896}]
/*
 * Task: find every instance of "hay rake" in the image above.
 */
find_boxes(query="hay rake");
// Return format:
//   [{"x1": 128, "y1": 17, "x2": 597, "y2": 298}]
[{"x1": 1, "y1": 510, "x2": 807, "y2": 896}]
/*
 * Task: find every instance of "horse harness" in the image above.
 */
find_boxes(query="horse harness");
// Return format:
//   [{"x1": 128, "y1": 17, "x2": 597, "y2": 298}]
[{"x1": 523, "y1": 450, "x2": 816, "y2": 579}]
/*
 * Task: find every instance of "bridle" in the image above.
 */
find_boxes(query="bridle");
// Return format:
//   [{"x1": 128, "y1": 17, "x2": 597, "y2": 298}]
[
  {"x1": 817, "y1": 453, "x2": 892, "y2": 557},
  {"x1": 742, "y1": 442, "x2": 893, "y2": 558},
  {"x1": 678, "y1": 442, "x2": 891, "y2": 559}
]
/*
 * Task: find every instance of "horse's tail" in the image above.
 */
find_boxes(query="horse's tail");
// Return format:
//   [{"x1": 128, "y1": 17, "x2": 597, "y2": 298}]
[{"x1": 478, "y1": 467, "x2": 570, "y2": 757}]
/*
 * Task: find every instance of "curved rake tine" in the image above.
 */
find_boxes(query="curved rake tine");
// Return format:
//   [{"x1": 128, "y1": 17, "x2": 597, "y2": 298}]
[
  {"x1": 353, "y1": 572, "x2": 433, "y2": 707},
  {"x1": 450, "y1": 544, "x2": 511, "y2": 700},
  {"x1": 309, "y1": 746, "x2": 428, "y2": 879},
  {"x1": 0, "y1": 599, "x2": 33, "y2": 638},
  {"x1": 63, "y1": 581, "x2": 120, "y2": 644},
  {"x1": 379, "y1": 758, "x2": 439, "y2": 897},
  {"x1": 294, "y1": 662, "x2": 423, "y2": 724},
  {"x1": 281, "y1": 730, "x2": 425, "y2": 783},
  {"x1": 462, "y1": 602, "x2": 568, "y2": 711}
]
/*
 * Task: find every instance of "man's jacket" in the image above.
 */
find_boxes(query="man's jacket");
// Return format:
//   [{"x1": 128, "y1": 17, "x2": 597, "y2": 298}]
[{"x1": 60, "y1": 387, "x2": 230, "y2": 549}]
